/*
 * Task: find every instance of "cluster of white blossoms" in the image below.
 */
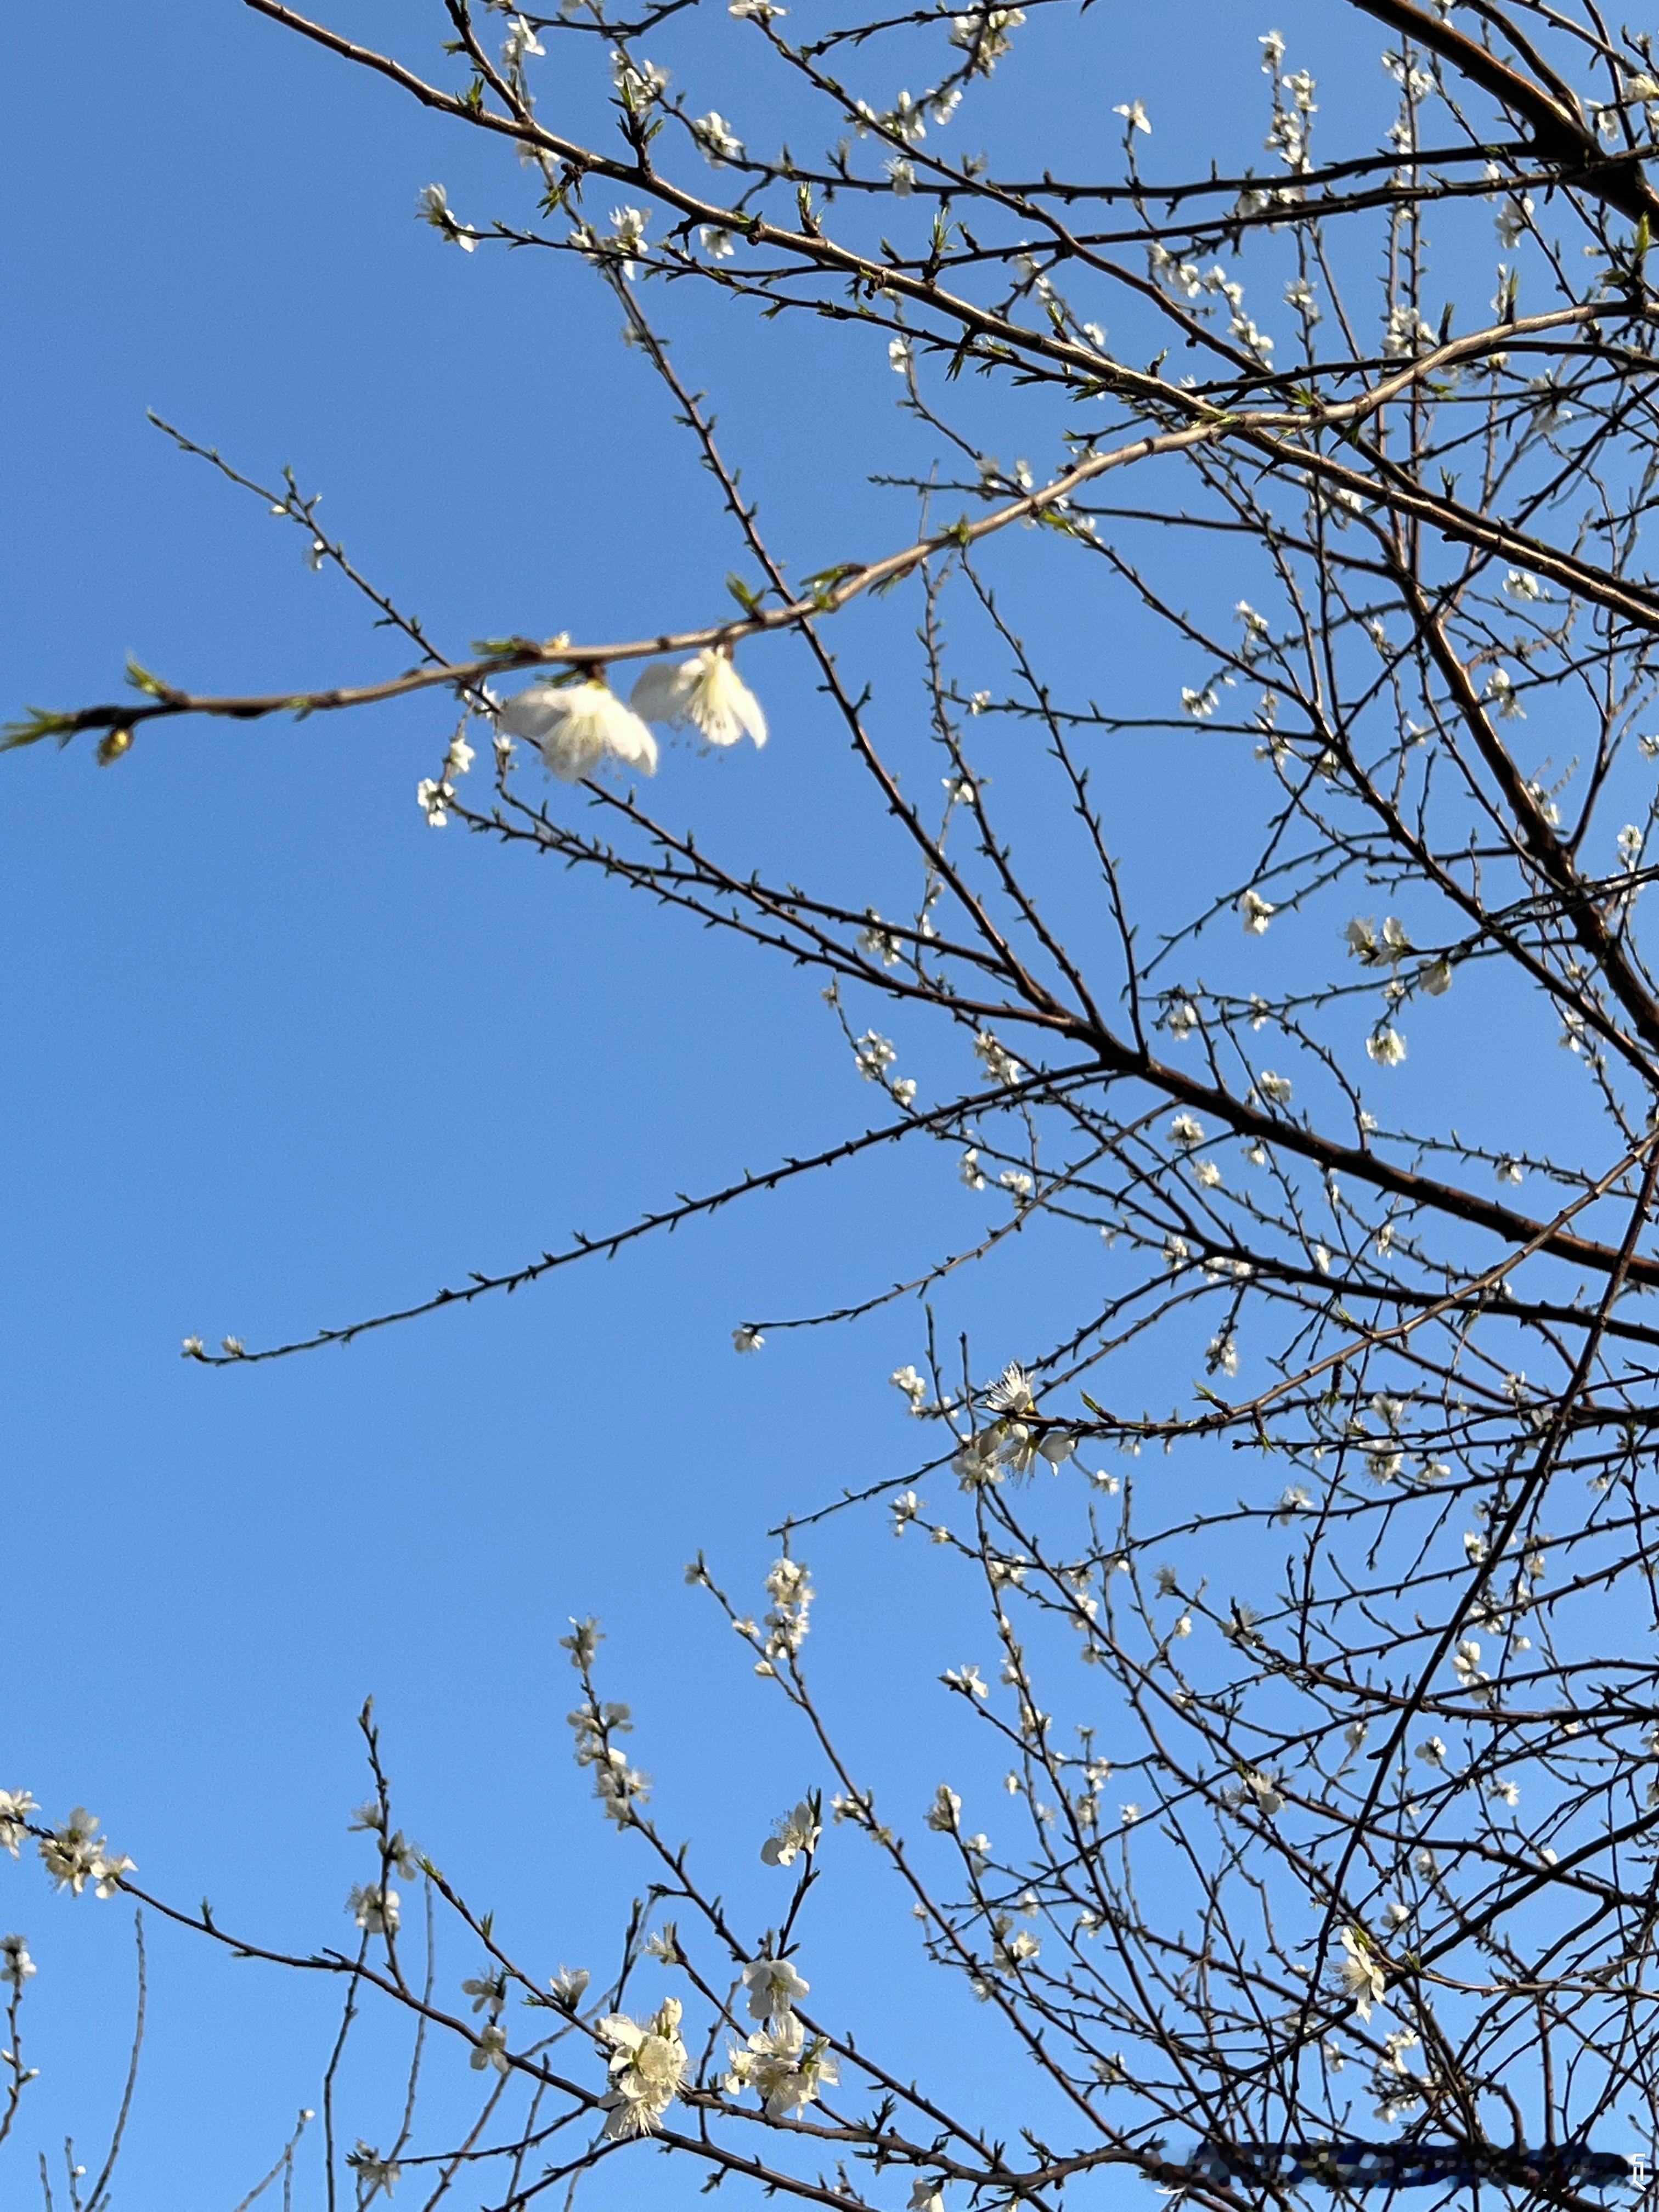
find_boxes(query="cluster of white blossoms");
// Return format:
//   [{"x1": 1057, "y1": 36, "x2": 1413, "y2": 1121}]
[
  {"x1": 761, "y1": 1798, "x2": 821, "y2": 1866},
  {"x1": 760, "y1": 1556, "x2": 814, "y2": 1664},
  {"x1": 951, "y1": 1362, "x2": 1076, "y2": 1488},
  {"x1": 570, "y1": 1694, "x2": 651, "y2": 1827},
  {"x1": 725, "y1": 1955, "x2": 838, "y2": 2119},
  {"x1": 38, "y1": 1808, "x2": 134, "y2": 1900},
  {"x1": 597, "y1": 1997, "x2": 690, "y2": 2138},
  {"x1": 490, "y1": 652, "x2": 766, "y2": 787},
  {"x1": 890, "y1": 1363, "x2": 929, "y2": 1413},
  {"x1": 947, "y1": 3, "x2": 1023, "y2": 74},
  {"x1": 972, "y1": 1030, "x2": 1024, "y2": 1086},
  {"x1": 416, "y1": 726, "x2": 475, "y2": 828},
  {"x1": 1, "y1": 1933, "x2": 35, "y2": 1990}
]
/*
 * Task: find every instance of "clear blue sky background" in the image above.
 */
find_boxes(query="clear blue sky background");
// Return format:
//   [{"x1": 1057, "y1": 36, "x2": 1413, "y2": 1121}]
[{"x1": 3, "y1": 3, "x2": 1570, "y2": 2204}]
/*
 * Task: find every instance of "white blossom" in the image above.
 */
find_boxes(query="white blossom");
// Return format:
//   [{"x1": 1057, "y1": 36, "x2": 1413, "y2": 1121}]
[
  {"x1": 0, "y1": 1792, "x2": 36, "y2": 1858},
  {"x1": 693, "y1": 110, "x2": 744, "y2": 162},
  {"x1": 1337, "y1": 1926, "x2": 1386, "y2": 2020},
  {"x1": 985, "y1": 1362, "x2": 1035, "y2": 1414},
  {"x1": 0, "y1": 1935, "x2": 35, "y2": 1990},
  {"x1": 1256, "y1": 1070, "x2": 1293, "y2": 1107},
  {"x1": 947, "y1": 5, "x2": 1023, "y2": 71},
  {"x1": 973, "y1": 1031, "x2": 1024, "y2": 1085},
  {"x1": 417, "y1": 182, "x2": 476, "y2": 251},
  {"x1": 348, "y1": 2145, "x2": 403, "y2": 2196},
  {"x1": 890, "y1": 1363, "x2": 928, "y2": 1410},
  {"x1": 733, "y1": 1325, "x2": 765, "y2": 1353},
  {"x1": 598, "y1": 1999, "x2": 690, "y2": 2137},
  {"x1": 762, "y1": 1801, "x2": 821, "y2": 1866},
  {"x1": 496, "y1": 679, "x2": 657, "y2": 782},
  {"x1": 1367, "y1": 1026, "x2": 1407, "y2": 1068},
  {"x1": 1113, "y1": 100, "x2": 1150, "y2": 134},
  {"x1": 348, "y1": 1883, "x2": 400, "y2": 1935},
  {"x1": 1239, "y1": 889, "x2": 1276, "y2": 933},
  {"x1": 1484, "y1": 666, "x2": 1524, "y2": 719},
  {"x1": 631, "y1": 650, "x2": 766, "y2": 748},
  {"x1": 501, "y1": 13, "x2": 545, "y2": 66},
  {"x1": 925, "y1": 1784, "x2": 963, "y2": 1832},
  {"x1": 415, "y1": 776, "x2": 453, "y2": 827},
  {"x1": 471, "y1": 2023, "x2": 511, "y2": 2074},
  {"x1": 854, "y1": 1030, "x2": 898, "y2": 1081},
  {"x1": 549, "y1": 1964, "x2": 591, "y2": 2008},
  {"x1": 743, "y1": 1954, "x2": 810, "y2": 2020},
  {"x1": 959, "y1": 1147, "x2": 989, "y2": 1190}
]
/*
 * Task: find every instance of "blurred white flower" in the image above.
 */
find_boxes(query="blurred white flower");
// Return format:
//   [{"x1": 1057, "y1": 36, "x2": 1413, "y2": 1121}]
[
  {"x1": 495, "y1": 679, "x2": 657, "y2": 782},
  {"x1": 348, "y1": 2145, "x2": 402, "y2": 2196},
  {"x1": 631, "y1": 651, "x2": 766, "y2": 748},
  {"x1": 0, "y1": 1791, "x2": 36, "y2": 1858},
  {"x1": 693, "y1": 110, "x2": 744, "y2": 162},
  {"x1": 1367, "y1": 1026, "x2": 1407, "y2": 1068},
  {"x1": 471, "y1": 2023, "x2": 511, "y2": 2074},
  {"x1": 1337, "y1": 1926, "x2": 1385, "y2": 2020},
  {"x1": 1240, "y1": 889, "x2": 1276, "y2": 933},
  {"x1": 1113, "y1": 99, "x2": 1151, "y2": 133},
  {"x1": 348, "y1": 1884, "x2": 400, "y2": 1936},
  {"x1": 501, "y1": 14, "x2": 544, "y2": 66},
  {"x1": 549, "y1": 1964, "x2": 591, "y2": 2008},
  {"x1": 0, "y1": 1935, "x2": 35, "y2": 1990},
  {"x1": 415, "y1": 776, "x2": 453, "y2": 827},
  {"x1": 733, "y1": 1325, "x2": 765, "y2": 1353}
]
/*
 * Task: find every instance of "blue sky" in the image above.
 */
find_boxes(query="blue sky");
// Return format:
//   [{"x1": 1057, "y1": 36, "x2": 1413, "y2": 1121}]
[{"x1": 2, "y1": 1, "x2": 1594, "y2": 2203}]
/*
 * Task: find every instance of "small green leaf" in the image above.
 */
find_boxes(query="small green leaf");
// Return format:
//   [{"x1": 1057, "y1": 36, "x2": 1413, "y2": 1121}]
[
  {"x1": 1, "y1": 706, "x2": 79, "y2": 753},
  {"x1": 125, "y1": 654, "x2": 170, "y2": 698}
]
